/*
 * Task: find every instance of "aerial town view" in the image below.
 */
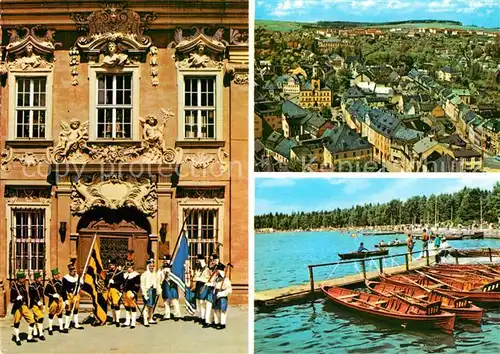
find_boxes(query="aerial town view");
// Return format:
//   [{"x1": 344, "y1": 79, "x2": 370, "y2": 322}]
[{"x1": 254, "y1": 1, "x2": 500, "y2": 172}]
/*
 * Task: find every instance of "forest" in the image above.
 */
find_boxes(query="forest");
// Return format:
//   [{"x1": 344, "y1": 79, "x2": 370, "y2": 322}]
[{"x1": 255, "y1": 184, "x2": 500, "y2": 231}]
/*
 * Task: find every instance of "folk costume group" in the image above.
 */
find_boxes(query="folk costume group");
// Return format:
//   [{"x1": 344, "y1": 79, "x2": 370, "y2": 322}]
[{"x1": 9, "y1": 252, "x2": 232, "y2": 346}]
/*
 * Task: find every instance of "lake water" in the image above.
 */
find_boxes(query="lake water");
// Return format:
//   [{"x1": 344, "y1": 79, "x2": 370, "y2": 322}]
[{"x1": 255, "y1": 231, "x2": 500, "y2": 353}]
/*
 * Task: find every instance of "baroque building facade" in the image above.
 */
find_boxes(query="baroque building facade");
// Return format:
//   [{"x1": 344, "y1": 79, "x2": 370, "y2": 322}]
[{"x1": 0, "y1": 0, "x2": 249, "y2": 309}]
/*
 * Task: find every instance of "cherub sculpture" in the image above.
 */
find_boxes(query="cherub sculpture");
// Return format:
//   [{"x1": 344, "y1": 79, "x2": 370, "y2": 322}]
[
  {"x1": 102, "y1": 42, "x2": 128, "y2": 67},
  {"x1": 139, "y1": 114, "x2": 166, "y2": 153},
  {"x1": 57, "y1": 119, "x2": 89, "y2": 157}
]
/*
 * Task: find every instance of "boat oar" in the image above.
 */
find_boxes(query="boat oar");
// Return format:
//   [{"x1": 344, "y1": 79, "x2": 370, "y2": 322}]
[
  {"x1": 400, "y1": 275, "x2": 432, "y2": 293},
  {"x1": 415, "y1": 271, "x2": 463, "y2": 291}
]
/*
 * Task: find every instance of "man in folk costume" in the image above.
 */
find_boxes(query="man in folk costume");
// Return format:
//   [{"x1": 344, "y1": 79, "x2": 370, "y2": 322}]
[
  {"x1": 122, "y1": 250, "x2": 141, "y2": 329},
  {"x1": 28, "y1": 272, "x2": 46, "y2": 341},
  {"x1": 203, "y1": 253, "x2": 219, "y2": 328},
  {"x1": 140, "y1": 258, "x2": 160, "y2": 326},
  {"x1": 10, "y1": 271, "x2": 37, "y2": 345},
  {"x1": 44, "y1": 268, "x2": 65, "y2": 334},
  {"x1": 192, "y1": 254, "x2": 211, "y2": 324},
  {"x1": 214, "y1": 263, "x2": 232, "y2": 330},
  {"x1": 62, "y1": 258, "x2": 84, "y2": 330},
  {"x1": 158, "y1": 255, "x2": 181, "y2": 321},
  {"x1": 104, "y1": 259, "x2": 125, "y2": 327}
]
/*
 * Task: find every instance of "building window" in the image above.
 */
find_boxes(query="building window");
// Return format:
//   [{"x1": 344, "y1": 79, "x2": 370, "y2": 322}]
[
  {"x1": 353, "y1": 151, "x2": 356, "y2": 157},
  {"x1": 184, "y1": 77, "x2": 216, "y2": 139},
  {"x1": 12, "y1": 209, "x2": 46, "y2": 272},
  {"x1": 15, "y1": 77, "x2": 47, "y2": 139},
  {"x1": 185, "y1": 209, "x2": 219, "y2": 266},
  {"x1": 96, "y1": 74, "x2": 133, "y2": 139}
]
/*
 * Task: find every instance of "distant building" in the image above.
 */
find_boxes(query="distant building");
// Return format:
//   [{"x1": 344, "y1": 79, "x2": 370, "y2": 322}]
[
  {"x1": 437, "y1": 66, "x2": 459, "y2": 82},
  {"x1": 299, "y1": 63, "x2": 332, "y2": 108}
]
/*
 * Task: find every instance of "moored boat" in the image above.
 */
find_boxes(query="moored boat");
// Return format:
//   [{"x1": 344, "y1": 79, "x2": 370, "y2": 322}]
[
  {"x1": 322, "y1": 286, "x2": 456, "y2": 333},
  {"x1": 338, "y1": 249, "x2": 389, "y2": 260},
  {"x1": 380, "y1": 272, "x2": 500, "y2": 305},
  {"x1": 423, "y1": 267, "x2": 499, "y2": 282},
  {"x1": 365, "y1": 279, "x2": 483, "y2": 324}
]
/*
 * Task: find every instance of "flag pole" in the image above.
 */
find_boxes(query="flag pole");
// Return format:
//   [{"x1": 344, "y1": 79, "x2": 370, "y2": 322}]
[
  {"x1": 70, "y1": 232, "x2": 98, "y2": 317},
  {"x1": 171, "y1": 209, "x2": 193, "y2": 260}
]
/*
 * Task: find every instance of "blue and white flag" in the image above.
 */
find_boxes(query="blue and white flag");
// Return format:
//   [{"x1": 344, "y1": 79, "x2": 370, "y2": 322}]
[{"x1": 170, "y1": 232, "x2": 196, "y2": 315}]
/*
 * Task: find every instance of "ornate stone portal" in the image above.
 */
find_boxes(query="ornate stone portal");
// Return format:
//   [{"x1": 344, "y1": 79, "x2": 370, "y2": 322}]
[
  {"x1": 47, "y1": 109, "x2": 183, "y2": 164},
  {"x1": 70, "y1": 174, "x2": 158, "y2": 216}
]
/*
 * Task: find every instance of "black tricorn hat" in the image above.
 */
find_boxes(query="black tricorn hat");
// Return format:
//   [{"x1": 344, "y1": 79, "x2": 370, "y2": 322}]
[
  {"x1": 210, "y1": 253, "x2": 219, "y2": 260},
  {"x1": 196, "y1": 254, "x2": 205, "y2": 260},
  {"x1": 68, "y1": 257, "x2": 77, "y2": 271},
  {"x1": 216, "y1": 263, "x2": 226, "y2": 271},
  {"x1": 162, "y1": 255, "x2": 171, "y2": 261}
]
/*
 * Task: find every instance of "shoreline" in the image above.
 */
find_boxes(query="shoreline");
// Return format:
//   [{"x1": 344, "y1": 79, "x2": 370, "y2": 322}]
[{"x1": 255, "y1": 227, "x2": 500, "y2": 239}]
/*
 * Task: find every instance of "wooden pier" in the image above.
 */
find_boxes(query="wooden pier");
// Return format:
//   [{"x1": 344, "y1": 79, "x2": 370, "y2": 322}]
[
  {"x1": 255, "y1": 257, "x2": 429, "y2": 307},
  {"x1": 255, "y1": 248, "x2": 499, "y2": 308}
]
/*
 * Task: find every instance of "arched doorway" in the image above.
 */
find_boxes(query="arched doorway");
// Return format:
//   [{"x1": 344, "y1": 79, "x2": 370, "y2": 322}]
[{"x1": 76, "y1": 207, "x2": 152, "y2": 271}]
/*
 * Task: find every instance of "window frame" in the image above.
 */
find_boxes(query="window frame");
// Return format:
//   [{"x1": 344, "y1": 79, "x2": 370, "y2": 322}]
[
  {"x1": 6, "y1": 201, "x2": 51, "y2": 279},
  {"x1": 88, "y1": 65, "x2": 140, "y2": 142},
  {"x1": 95, "y1": 73, "x2": 134, "y2": 140},
  {"x1": 177, "y1": 69, "x2": 223, "y2": 142},
  {"x1": 8, "y1": 70, "x2": 53, "y2": 141},
  {"x1": 178, "y1": 201, "x2": 224, "y2": 266}
]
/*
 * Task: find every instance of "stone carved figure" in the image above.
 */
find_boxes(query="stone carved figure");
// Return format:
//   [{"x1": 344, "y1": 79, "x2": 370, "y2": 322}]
[
  {"x1": 57, "y1": 120, "x2": 89, "y2": 157},
  {"x1": 184, "y1": 44, "x2": 210, "y2": 68},
  {"x1": 17, "y1": 43, "x2": 42, "y2": 70},
  {"x1": 102, "y1": 42, "x2": 128, "y2": 67},
  {"x1": 140, "y1": 115, "x2": 166, "y2": 152}
]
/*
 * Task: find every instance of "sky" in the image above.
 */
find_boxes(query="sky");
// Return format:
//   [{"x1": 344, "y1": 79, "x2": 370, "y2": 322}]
[
  {"x1": 256, "y1": 0, "x2": 500, "y2": 28},
  {"x1": 255, "y1": 176, "x2": 500, "y2": 215}
]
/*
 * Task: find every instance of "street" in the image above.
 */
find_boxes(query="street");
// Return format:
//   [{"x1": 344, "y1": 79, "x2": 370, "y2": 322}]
[{"x1": 0, "y1": 305, "x2": 248, "y2": 353}]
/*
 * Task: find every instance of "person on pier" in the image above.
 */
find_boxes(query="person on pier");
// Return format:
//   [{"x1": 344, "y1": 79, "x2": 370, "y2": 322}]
[{"x1": 407, "y1": 234, "x2": 414, "y2": 261}]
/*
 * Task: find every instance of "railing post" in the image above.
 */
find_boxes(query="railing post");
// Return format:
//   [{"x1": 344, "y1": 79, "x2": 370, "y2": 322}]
[
  {"x1": 426, "y1": 249, "x2": 430, "y2": 266},
  {"x1": 378, "y1": 257, "x2": 383, "y2": 273},
  {"x1": 361, "y1": 260, "x2": 366, "y2": 279},
  {"x1": 308, "y1": 265, "x2": 315, "y2": 294},
  {"x1": 405, "y1": 253, "x2": 409, "y2": 271},
  {"x1": 489, "y1": 248, "x2": 492, "y2": 263},
  {"x1": 455, "y1": 254, "x2": 459, "y2": 264}
]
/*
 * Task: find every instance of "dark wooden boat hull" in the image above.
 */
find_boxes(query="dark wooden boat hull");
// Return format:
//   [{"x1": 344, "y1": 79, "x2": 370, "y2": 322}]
[
  {"x1": 322, "y1": 286, "x2": 455, "y2": 333},
  {"x1": 338, "y1": 250, "x2": 389, "y2": 260},
  {"x1": 366, "y1": 280, "x2": 483, "y2": 324}
]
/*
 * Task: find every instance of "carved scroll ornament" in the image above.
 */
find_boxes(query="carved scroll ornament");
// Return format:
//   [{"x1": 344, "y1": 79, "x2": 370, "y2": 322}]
[{"x1": 70, "y1": 174, "x2": 158, "y2": 216}]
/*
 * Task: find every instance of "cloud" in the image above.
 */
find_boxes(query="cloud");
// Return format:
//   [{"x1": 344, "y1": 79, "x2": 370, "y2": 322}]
[
  {"x1": 255, "y1": 198, "x2": 302, "y2": 215},
  {"x1": 270, "y1": 0, "x2": 305, "y2": 17},
  {"x1": 257, "y1": 178, "x2": 296, "y2": 188},
  {"x1": 328, "y1": 178, "x2": 372, "y2": 194},
  {"x1": 387, "y1": 0, "x2": 411, "y2": 10},
  {"x1": 351, "y1": 0, "x2": 377, "y2": 10},
  {"x1": 443, "y1": 175, "x2": 500, "y2": 193}
]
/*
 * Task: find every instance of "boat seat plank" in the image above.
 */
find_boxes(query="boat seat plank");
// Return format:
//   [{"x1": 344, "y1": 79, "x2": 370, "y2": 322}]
[{"x1": 338, "y1": 294, "x2": 359, "y2": 299}]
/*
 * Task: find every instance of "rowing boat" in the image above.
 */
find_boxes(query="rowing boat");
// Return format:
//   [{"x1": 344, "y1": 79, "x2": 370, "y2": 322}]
[
  {"x1": 338, "y1": 249, "x2": 389, "y2": 260},
  {"x1": 380, "y1": 272, "x2": 500, "y2": 305},
  {"x1": 322, "y1": 286, "x2": 455, "y2": 333},
  {"x1": 366, "y1": 280, "x2": 483, "y2": 324}
]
